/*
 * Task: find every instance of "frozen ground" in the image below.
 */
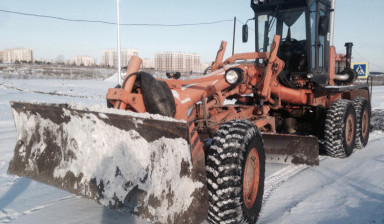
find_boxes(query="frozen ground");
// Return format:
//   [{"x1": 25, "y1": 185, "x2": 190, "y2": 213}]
[{"x1": 0, "y1": 78, "x2": 383, "y2": 224}]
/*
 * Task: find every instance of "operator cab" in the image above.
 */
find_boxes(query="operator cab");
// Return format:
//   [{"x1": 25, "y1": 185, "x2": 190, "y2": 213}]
[{"x1": 247, "y1": 0, "x2": 331, "y2": 87}]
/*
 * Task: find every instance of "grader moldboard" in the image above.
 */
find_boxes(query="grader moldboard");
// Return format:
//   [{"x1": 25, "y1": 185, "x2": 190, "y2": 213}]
[{"x1": 9, "y1": 0, "x2": 371, "y2": 223}]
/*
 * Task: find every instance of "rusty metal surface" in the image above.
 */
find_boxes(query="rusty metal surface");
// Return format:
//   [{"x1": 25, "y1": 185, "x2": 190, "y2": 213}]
[
  {"x1": 8, "y1": 101, "x2": 208, "y2": 224},
  {"x1": 262, "y1": 133, "x2": 319, "y2": 166}
]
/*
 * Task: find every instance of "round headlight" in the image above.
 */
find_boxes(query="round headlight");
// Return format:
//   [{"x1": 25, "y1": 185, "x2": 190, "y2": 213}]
[
  {"x1": 225, "y1": 70, "x2": 239, "y2": 84},
  {"x1": 225, "y1": 69, "x2": 243, "y2": 85}
]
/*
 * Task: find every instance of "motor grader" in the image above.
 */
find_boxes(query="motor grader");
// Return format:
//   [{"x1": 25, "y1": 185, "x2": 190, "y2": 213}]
[{"x1": 8, "y1": 0, "x2": 371, "y2": 223}]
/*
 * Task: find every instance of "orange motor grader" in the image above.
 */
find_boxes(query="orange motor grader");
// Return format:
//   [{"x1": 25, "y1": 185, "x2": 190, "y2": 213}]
[
  {"x1": 107, "y1": 0, "x2": 371, "y2": 222},
  {"x1": 9, "y1": 0, "x2": 371, "y2": 223}
]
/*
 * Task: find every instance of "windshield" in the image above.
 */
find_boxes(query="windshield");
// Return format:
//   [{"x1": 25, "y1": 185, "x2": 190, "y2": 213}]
[{"x1": 257, "y1": 10, "x2": 306, "y2": 52}]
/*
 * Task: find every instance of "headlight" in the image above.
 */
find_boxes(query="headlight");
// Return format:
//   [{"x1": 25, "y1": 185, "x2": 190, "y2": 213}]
[{"x1": 225, "y1": 68, "x2": 243, "y2": 85}]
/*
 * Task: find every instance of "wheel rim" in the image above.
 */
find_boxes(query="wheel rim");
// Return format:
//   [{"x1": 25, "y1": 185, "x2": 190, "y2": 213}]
[
  {"x1": 345, "y1": 114, "x2": 355, "y2": 146},
  {"x1": 243, "y1": 147, "x2": 260, "y2": 209},
  {"x1": 361, "y1": 110, "x2": 369, "y2": 138}
]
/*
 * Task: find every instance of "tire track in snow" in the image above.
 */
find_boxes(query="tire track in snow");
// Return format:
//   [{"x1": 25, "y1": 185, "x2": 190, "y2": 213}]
[
  {"x1": 261, "y1": 132, "x2": 381, "y2": 212},
  {"x1": 261, "y1": 130, "x2": 383, "y2": 206},
  {"x1": 262, "y1": 157, "x2": 327, "y2": 206},
  {"x1": 263, "y1": 164, "x2": 307, "y2": 205},
  {"x1": 0, "y1": 195, "x2": 77, "y2": 223},
  {"x1": 0, "y1": 81, "x2": 98, "y2": 100}
]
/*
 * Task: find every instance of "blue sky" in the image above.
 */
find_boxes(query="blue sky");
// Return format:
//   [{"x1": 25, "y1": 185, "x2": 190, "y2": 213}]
[{"x1": 0, "y1": 0, "x2": 383, "y2": 71}]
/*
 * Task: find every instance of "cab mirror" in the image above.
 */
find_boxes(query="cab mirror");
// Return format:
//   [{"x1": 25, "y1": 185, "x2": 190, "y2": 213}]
[
  {"x1": 242, "y1": 24, "x2": 248, "y2": 43},
  {"x1": 318, "y1": 15, "x2": 329, "y2": 36}
]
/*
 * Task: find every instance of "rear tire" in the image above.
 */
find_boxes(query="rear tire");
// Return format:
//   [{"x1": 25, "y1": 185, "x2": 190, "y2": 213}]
[
  {"x1": 324, "y1": 100, "x2": 357, "y2": 158},
  {"x1": 353, "y1": 97, "x2": 371, "y2": 148},
  {"x1": 206, "y1": 120, "x2": 265, "y2": 224}
]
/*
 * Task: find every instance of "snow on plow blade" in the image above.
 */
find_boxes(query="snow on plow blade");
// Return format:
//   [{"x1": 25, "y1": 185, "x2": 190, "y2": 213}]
[
  {"x1": 8, "y1": 101, "x2": 208, "y2": 224},
  {"x1": 263, "y1": 133, "x2": 319, "y2": 166}
]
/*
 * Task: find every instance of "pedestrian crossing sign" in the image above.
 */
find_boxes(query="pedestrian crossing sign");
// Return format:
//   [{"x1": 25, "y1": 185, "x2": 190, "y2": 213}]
[{"x1": 352, "y1": 62, "x2": 369, "y2": 79}]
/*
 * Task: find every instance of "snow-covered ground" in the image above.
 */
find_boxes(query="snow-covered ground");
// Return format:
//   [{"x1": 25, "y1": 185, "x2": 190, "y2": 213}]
[{"x1": 0, "y1": 77, "x2": 383, "y2": 224}]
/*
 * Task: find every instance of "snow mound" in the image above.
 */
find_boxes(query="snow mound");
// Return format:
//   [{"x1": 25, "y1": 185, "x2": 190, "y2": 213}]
[{"x1": 104, "y1": 72, "x2": 119, "y2": 82}]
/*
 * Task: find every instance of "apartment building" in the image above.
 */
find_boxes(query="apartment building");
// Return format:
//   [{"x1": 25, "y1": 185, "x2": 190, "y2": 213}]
[
  {"x1": 155, "y1": 52, "x2": 201, "y2": 72},
  {"x1": 102, "y1": 49, "x2": 140, "y2": 68},
  {"x1": 1, "y1": 48, "x2": 33, "y2": 63},
  {"x1": 71, "y1": 56, "x2": 96, "y2": 66},
  {"x1": 142, "y1": 58, "x2": 155, "y2": 69},
  {"x1": 102, "y1": 49, "x2": 116, "y2": 67}
]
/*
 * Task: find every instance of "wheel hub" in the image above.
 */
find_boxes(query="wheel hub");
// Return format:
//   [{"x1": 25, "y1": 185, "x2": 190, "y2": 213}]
[
  {"x1": 345, "y1": 114, "x2": 355, "y2": 146},
  {"x1": 243, "y1": 147, "x2": 260, "y2": 209},
  {"x1": 362, "y1": 110, "x2": 369, "y2": 138}
]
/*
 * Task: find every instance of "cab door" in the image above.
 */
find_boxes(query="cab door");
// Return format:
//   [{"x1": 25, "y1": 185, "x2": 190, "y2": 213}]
[{"x1": 309, "y1": 1, "x2": 330, "y2": 84}]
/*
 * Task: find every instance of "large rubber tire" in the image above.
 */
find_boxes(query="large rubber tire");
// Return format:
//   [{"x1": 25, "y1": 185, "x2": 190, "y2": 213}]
[
  {"x1": 324, "y1": 100, "x2": 357, "y2": 158},
  {"x1": 353, "y1": 97, "x2": 371, "y2": 148},
  {"x1": 206, "y1": 120, "x2": 265, "y2": 224}
]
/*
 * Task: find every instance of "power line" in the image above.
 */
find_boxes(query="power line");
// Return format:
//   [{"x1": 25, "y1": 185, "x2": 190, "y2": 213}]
[{"x1": 0, "y1": 9, "x2": 233, "y2": 27}]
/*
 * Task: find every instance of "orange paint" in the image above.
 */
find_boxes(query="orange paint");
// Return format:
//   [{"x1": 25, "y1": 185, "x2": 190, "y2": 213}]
[{"x1": 105, "y1": 35, "x2": 370, "y2": 155}]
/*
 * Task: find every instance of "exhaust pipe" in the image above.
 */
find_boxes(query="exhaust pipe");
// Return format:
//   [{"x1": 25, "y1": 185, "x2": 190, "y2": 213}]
[
  {"x1": 333, "y1": 73, "x2": 350, "y2": 81},
  {"x1": 345, "y1": 42, "x2": 353, "y2": 69},
  {"x1": 334, "y1": 42, "x2": 357, "y2": 83},
  {"x1": 329, "y1": 0, "x2": 336, "y2": 46}
]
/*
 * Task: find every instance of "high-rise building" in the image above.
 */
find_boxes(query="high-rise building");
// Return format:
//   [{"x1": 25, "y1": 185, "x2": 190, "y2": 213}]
[
  {"x1": 142, "y1": 58, "x2": 154, "y2": 69},
  {"x1": 71, "y1": 56, "x2": 96, "y2": 66},
  {"x1": 102, "y1": 49, "x2": 116, "y2": 68},
  {"x1": 1, "y1": 48, "x2": 33, "y2": 63},
  {"x1": 155, "y1": 52, "x2": 201, "y2": 72},
  {"x1": 121, "y1": 49, "x2": 140, "y2": 67},
  {"x1": 102, "y1": 49, "x2": 140, "y2": 68}
]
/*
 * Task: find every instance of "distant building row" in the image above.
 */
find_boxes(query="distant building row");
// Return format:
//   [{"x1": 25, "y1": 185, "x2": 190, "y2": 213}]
[
  {"x1": 102, "y1": 49, "x2": 140, "y2": 68},
  {"x1": 155, "y1": 52, "x2": 200, "y2": 72},
  {"x1": 0, "y1": 48, "x2": 205, "y2": 72},
  {"x1": 0, "y1": 48, "x2": 33, "y2": 63},
  {"x1": 102, "y1": 50, "x2": 202, "y2": 72},
  {"x1": 71, "y1": 56, "x2": 96, "y2": 67}
]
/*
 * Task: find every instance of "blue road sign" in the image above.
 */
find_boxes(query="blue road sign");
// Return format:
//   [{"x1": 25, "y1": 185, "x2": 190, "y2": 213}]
[{"x1": 352, "y1": 62, "x2": 369, "y2": 79}]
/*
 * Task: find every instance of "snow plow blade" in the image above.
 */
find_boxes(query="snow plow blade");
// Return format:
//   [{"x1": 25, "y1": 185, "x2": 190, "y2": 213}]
[
  {"x1": 262, "y1": 133, "x2": 319, "y2": 166},
  {"x1": 8, "y1": 101, "x2": 208, "y2": 224}
]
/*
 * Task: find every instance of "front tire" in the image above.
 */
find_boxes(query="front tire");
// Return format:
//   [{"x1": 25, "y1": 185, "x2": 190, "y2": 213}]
[
  {"x1": 324, "y1": 100, "x2": 357, "y2": 158},
  {"x1": 206, "y1": 120, "x2": 265, "y2": 224}
]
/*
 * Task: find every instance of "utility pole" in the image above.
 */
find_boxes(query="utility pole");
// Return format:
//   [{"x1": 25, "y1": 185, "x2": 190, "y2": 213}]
[
  {"x1": 116, "y1": 0, "x2": 122, "y2": 85},
  {"x1": 232, "y1": 17, "x2": 236, "y2": 56}
]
